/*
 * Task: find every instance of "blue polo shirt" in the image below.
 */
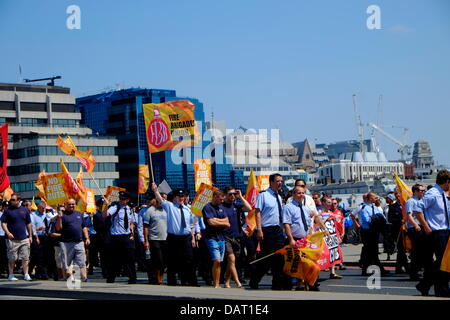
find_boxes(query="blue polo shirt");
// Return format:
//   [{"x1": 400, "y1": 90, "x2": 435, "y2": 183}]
[
  {"x1": 405, "y1": 196, "x2": 421, "y2": 229},
  {"x1": 282, "y1": 200, "x2": 312, "y2": 239},
  {"x1": 415, "y1": 184, "x2": 450, "y2": 231},
  {"x1": 1, "y1": 206, "x2": 31, "y2": 240},
  {"x1": 203, "y1": 203, "x2": 228, "y2": 241},
  {"x1": 0, "y1": 212, "x2": 4, "y2": 236},
  {"x1": 221, "y1": 202, "x2": 244, "y2": 238},
  {"x1": 83, "y1": 213, "x2": 96, "y2": 235},
  {"x1": 60, "y1": 211, "x2": 85, "y2": 243},
  {"x1": 255, "y1": 188, "x2": 283, "y2": 227},
  {"x1": 162, "y1": 200, "x2": 200, "y2": 236}
]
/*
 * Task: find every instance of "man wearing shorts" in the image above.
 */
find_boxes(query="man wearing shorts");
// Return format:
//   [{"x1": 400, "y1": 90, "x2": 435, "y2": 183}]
[
  {"x1": 56, "y1": 198, "x2": 90, "y2": 282},
  {"x1": 202, "y1": 190, "x2": 230, "y2": 288},
  {"x1": 0, "y1": 193, "x2": 33, "y2": 281}
]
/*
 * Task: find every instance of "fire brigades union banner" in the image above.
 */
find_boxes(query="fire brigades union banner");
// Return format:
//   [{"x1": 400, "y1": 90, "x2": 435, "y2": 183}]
[{"x1": 143, "y1": 100, "x2": 199, "y2": 153}]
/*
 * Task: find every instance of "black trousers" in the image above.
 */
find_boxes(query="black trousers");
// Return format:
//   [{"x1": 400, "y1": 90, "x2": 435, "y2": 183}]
[
  {"x1": 250, "y1": 226, "x2": 291, "y2": 290},
  {"x1": 146, "y1": 240, "x2": 168, "y2": 282},
  {"x1": 167, "y1": 233, "x2": 197, "y2": 286},
  {"x1": 407, "y1": 228, "x2": 426, "y2": 277},
  {"x1": 360, "y1": 228, "x2": 384, "y2": 272},
  {"x1": 419, "y1": 230, "x2": 449, "y2": 296},
  {"x1": 29, "y1": 235, "x2": 49, "y2": 278},
  {"x1": 105, "y1": 235, "x2": 136, "y2": 282}
]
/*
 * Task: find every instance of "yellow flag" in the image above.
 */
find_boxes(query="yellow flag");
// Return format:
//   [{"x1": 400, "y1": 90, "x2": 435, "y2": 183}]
[
  {"x1": 30, "y1": 197, "x2": 38, "y2": 211},
  {"x1": 56, "y1": 136, "x2": 96, "y2": 173},
  {"x1": 143, "y1": 100, "x2": 199, "y2": 153},
  {"x1": 1, "y1": 185, "x2": 14, "y2": 201},
  {"x1": 244, "y1": 169, "x2": 260, "y2": 236},
  {"x1": 138, "y1": 165, "x2": 150, "y2": 194},
  {"x1": 276, "y1": 232, "x2": 325, "y2": 286}
]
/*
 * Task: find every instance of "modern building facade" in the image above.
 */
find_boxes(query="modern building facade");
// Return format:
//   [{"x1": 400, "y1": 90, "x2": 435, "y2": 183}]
[
  {"x1": 412, "y1": 140, "x2": 435, "y2": 178},
  {"x1": 0, "y1": 82, "x2": 119, "y2": 199},
  {"x1": 76, "y1": 88, "x2": 244, "y2": 199}
]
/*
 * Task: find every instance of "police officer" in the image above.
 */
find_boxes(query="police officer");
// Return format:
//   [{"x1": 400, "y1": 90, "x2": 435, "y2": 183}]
[
  {"x1": 250, "y1": 173, "x2": 291, "y2": 290},
  {"x1": 405, "y1": 184, "x2": 427, "y2": 281},
  {"x1": 29, "y1": 200, "x2": 52, "y2": 280},
  {"x1": 152, "y1": 183, "x2": 200, "y2": 286},
  {"x1": 414, "y1": 170, "x2": 450, "y2": 297},
  {"x1": 103, "y1": 191, "x2": 137, "y2": 284},
  {"x1": 359, "y1": 192, "x2": 389, "y2": 276}
]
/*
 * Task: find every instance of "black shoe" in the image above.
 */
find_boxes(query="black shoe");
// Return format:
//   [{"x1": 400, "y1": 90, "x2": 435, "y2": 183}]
[
  {"x1": 249, "y1": 282, "x2": 259, "y2": 290},
  {"x1": 128, "y1": 279, "x2": 137, "y2": 284},
  {"x1": 106, "y1": 279, "x2": 115, "y2": 283},
  {"x1": 308, "y1": 285, "x2": 320, "y2": 291},
  {"x1": 381, "y1": 270, "x2": 390, "y2": 276},
  {"x1": 416, "y1": 282, "x2": 429, "y2": 296},
  {"x1": 409, "y1": 274, "x2": 421, "y2": 281}
]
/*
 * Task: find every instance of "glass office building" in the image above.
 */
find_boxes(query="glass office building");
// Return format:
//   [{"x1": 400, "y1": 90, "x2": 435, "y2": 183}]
[{"x1": 76, "y1": 88, "x2": 244, "y2": 199}]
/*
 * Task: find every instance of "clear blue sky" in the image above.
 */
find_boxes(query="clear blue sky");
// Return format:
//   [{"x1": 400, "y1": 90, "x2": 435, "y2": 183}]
[{"x1": 1, "y1": 0, "x2": 449, "y2": 165}]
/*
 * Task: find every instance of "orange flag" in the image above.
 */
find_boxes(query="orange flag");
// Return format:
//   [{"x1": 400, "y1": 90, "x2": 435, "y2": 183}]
[
  {"x1": 138, "y1": 165, "x2": 150, "y2": 194},
  {"x1": 440, "y1": 238, "x2": 450, "y2": 273},
  {"x1": 35, "y1": 170, "x2": 47, "y2": 200},
  {"x1": 1, "y1": 185, "x2": 14, "y2": 201},
  {"x1": 244, "y1": 169, "x2": 260, "y2": 236},
  {"x1": 60, "y1": 159, "x2": 80, "y2": 198},
  {"x1": 276, "y1": 232, "x2": 325, "y2": 286},
  {"x1": 143, "y1": 100, "x2": 199, "y2": 153},
  {"x1": 56, "y1": 136, "x2": 96, "y2": 173},
  {"x1": 394, "y1": 173, "x2": 413, "y2": 252}
]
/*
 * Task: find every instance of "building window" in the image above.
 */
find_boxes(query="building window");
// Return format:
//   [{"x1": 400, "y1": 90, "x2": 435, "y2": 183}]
[
  {"x1": 52, "y1": 103, "x2": 75, "y2": 113},
  {"x1": 20, "y1": 102, "x2": 47, "y2": 112}
]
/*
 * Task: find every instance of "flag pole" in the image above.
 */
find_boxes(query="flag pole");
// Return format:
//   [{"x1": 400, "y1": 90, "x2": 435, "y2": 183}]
[
  {"x1": 87, "y1": 171, "x2": 108, "y2": 203},
  {"x1": 149, "y1": 152, "x2": 155, "y2": 183},
  {"x1": 249, "y1": 252, "x2": 277, "y2": 265}
]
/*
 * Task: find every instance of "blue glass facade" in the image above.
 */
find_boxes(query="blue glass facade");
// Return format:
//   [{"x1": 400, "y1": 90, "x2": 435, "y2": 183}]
[{"x1": 76, "y1": 88, "x2": 244, "y2": 199}]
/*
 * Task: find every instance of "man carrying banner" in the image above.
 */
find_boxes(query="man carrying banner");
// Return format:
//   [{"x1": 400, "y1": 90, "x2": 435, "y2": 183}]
[
  {"x1": 414, "y1": 170, "x2": 450, "y2": 297},
  {"x1": 152, "y1": 183, "x2": 200, "y2": 287},
  {"x1": 283, "y1": 185, "x2": 328, "y2": 290},
  {"x1": 250, "y1": 173, "x2": 291, "y2": 290}
]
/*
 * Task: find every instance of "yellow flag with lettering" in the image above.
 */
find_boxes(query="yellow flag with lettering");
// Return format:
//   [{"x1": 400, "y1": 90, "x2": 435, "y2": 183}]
[
  {"x1": 143, "y1": 100, "x2": 199, "y2": 153},
  {"x1": 276, "y1": 232, "x2": 325, "y2": 286}
]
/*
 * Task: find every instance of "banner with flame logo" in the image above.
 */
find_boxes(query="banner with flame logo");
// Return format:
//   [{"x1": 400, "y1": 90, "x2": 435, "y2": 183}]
[{"x1": 143, "y1": 100, "x2": 199, "y2": 153}]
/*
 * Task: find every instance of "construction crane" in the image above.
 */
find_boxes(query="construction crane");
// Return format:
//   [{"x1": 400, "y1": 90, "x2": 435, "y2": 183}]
[
  {"x1": 24, "y1": 76, "x2": 61, "y2": 86},
  {"x1": 367, "y1": 122, "x2": 412, "y2": 161},
  {"x1": 352, "y1": 94, "x2": 365, "y2": 152}
]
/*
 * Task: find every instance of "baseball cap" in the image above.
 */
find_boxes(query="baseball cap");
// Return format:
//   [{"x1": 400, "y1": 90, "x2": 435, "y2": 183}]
[
  {"x1": 172, "y1": 189, "x2": 186, "y2": 197},
  {"x1": 119, "y1": 191, "x2": 131, "y2": 200}
]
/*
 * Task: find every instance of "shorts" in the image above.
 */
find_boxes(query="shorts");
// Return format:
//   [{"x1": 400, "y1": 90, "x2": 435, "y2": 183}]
[
  {"x1": 205, "y1": 239, "x2": 225, "y2": 262},
  {"x1": 6, "y1": 238, "x2": 30, "y2": 262},
  {"x1": 60, "y1": 242, "x2": 86, "y2": 269},
  {"x1": 225, "y1": 237, "x2": 242, "y2": 258},
  {"x1": 54, "y1": 245, "x2": 63, "y2": 269}
]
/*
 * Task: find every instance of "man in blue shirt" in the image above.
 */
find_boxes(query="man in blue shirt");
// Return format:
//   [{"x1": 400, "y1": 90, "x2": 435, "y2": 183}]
[
  {"x1": 414, "y1": 170, "x2": 450, "y2": 297},
  {"x1": 250, "y1": 173, "x2": 291, "y2": 290},
  {"x1": 152, "y1": 183, "x2": 200, "y2": 286},
  {"x1": 56, "y1": 198, "x2": 90, "y2": 282},
  {"x1": 202, "y1": 190, "x2": 230, "y2": 288},
  {"x1": 29, "y1": 200, "x2": 52, "y2": 280},
  {"x1": 1, "y1": 193, "x2": 33, "y2": 281},
  {"x1": 221, "y1": 186, "x2": 252, "y2": 289},
  {"x1": 359, "y1": 192, "x2": 388, "y2": 276},
  {"x1": 405, "y1": 184, "x2": 427, "y2": 281},
  {"x1": 103, "y1": 191, "x2": 136, "y2": 284}
]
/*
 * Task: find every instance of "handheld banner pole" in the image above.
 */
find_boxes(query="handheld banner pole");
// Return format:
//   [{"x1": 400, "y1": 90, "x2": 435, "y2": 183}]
[
  {"x1": 249, "y1": 252, "x2": 277, "y2": 265},
  {"x1": 149, "y1": 152, "x2": 155, "y2": 183},
  {"x1": 88, "y1": 171, "x2": 108, "y2": 203}
]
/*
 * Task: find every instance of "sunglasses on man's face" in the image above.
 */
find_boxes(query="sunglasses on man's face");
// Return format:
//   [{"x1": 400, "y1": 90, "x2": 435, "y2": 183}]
[
  {"x1": 10, "y1": 199, "x2": 19, "y2": 202},
  {"x1": 227, "y1": 193, "x2": 237, "y2": 196}
]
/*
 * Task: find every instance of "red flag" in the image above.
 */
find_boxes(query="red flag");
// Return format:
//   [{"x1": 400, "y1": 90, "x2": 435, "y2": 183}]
[
  {"x1": 0, "y1": 124, "x2": 10, "y2": 192},
  {"x1": 244, "y1": 169, "x2": 260, "y2": 236}
]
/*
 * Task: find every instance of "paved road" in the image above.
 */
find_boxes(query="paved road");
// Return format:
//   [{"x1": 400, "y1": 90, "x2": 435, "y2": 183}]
[{"x1": 0, "y1": 244, "x2": 445, "y2": 300}]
